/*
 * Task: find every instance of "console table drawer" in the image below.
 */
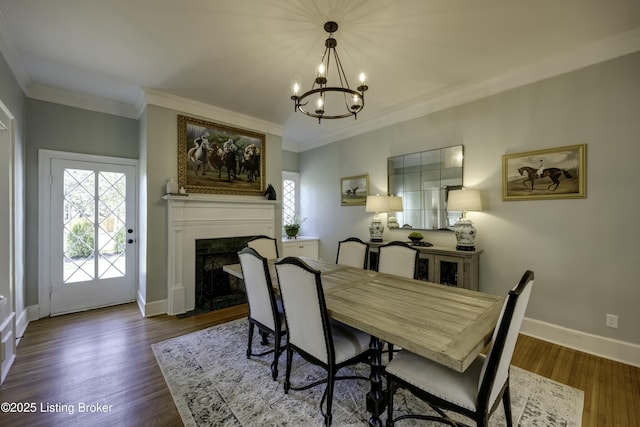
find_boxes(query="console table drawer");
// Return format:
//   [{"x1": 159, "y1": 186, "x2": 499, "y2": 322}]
[{"x1": 282, "y1": 237, "x2": 319, "y2": 259}]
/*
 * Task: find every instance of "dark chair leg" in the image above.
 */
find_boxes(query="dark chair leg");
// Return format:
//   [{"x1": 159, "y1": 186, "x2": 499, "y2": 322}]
[
  {"x1": 246, "y1": 321, "x2": 254, "y2": 358},
  {"x1": 271, "y1": 332, "x2": 281, "y2": 380},
  {"x1": 259, "y1": 329, "x2": 269, "y2": 345},
  {"x1": 386, "y1": 377, "x2": 395, "y2": 427},
  {"x1": 502, "y1": 382, "x2": 513, "y2": 427},
  {"x1": 324, "y1": 370, "x2": 335, "y2": 426},
  {"x1": 284, "y1": 346, "x2": 293, "y2": 393},
  {"x1": 388, "y1": 343, "x2": 394, "y2": 361}
]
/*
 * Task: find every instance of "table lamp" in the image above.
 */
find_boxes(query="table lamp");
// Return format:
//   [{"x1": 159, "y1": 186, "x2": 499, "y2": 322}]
[
  {"x1": 387, "y1": 195, "x2": 403, "y2": 229},
  {"x1": 365, "y1": 195, "x2": 389, "y2": 242},
  {"x1": 447, "y1": 189, "x2": 482, "y2": 251}
]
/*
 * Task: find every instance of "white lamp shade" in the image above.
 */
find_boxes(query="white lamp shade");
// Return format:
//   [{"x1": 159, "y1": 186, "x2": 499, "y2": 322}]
[
  {"x1": 388, "y1": 196, "x2": 403, "y2": 212},
  {"x1": 365, "y1": 195, "x2": 389, "y2": 213},
  {"x1": 447, "y1": 189, "x2": 482, "y2": 212}
]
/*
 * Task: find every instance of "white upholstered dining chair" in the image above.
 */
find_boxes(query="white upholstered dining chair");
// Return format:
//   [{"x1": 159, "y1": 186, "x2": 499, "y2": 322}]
[
  {"x1": 238, "y1": 247, "x2": 286, "y2": 380},
  {"x1": 376, "y1": 241, "x2": 420, "y2": 359},
  {"x1": 384, "y1": 270, "x2": 535, "y2": 427},
  {"x1": 274, "y1": 257, "x2": 372, "y2": 426},
  {"x1": 376, "y1": 241, "x2": 419, "y2": 279},
  {"x1": 336, "y1": 237, "x2": 370, "y2": 269},
  {"x1": 246, "y1": 235, "x2": 279, "y2": 259}
]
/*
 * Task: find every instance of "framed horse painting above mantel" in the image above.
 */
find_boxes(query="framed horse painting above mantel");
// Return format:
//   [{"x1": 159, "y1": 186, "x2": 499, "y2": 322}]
[
  {"x1": 177, "y1": 115, "x2": 266, "y2": 196},
  {"x1": 502, "y1": 144, "x2": 586, "y2": 200}
]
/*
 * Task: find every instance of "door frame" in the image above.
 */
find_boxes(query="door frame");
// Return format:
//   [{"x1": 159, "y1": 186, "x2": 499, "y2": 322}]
[
  {"x1": 0, "y1": 99, "x2": 16, "y2": 385},
  {"x1": 38, "y1": 149, "x2": 139, "y2": 317}
]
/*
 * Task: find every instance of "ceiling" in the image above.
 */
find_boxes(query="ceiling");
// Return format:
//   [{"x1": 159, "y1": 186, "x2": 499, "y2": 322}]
[{"x1": 1, "y1": 0, "x2": 639, "y2": 151}]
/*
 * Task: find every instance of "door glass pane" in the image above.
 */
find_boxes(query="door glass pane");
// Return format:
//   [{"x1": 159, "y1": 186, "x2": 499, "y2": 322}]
[
  {"x1": 63, "y1": 169, "x2": 96, "y2": 283},
  {"x1": 97, "y1": 171, "x2": 127, "y2": 279}
]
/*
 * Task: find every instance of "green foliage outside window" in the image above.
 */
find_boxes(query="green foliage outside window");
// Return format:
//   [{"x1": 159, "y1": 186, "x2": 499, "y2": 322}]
[
  {"x1": 66, "y1": 219, "x2": 95, "y2": 258},
  {"x1": 114, "y1": 227, "x2": 126, "y2": 253}
]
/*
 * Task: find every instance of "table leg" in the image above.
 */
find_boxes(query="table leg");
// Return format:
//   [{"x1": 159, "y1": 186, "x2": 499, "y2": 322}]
[{"x1": 366, "y1": 336, "x2": 386, "y2": 427}]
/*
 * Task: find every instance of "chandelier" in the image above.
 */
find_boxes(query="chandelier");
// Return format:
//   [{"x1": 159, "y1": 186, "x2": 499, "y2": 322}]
[{"x1": 291, "y1": 21, "x2": 368, "y2": 123}]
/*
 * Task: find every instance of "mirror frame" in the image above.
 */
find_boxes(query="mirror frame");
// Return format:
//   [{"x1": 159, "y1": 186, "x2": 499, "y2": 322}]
[{"x1": 387, "y1": 145, "x2": 464, "y2": 231}]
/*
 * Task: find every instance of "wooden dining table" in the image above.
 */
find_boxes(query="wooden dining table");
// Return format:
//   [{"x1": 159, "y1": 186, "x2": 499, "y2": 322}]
[{"x1": 224, "y1": 257, "x2": 504, "y2": 427}]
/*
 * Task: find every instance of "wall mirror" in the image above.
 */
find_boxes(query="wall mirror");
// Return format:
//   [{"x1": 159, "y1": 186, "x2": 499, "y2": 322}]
[{"x1": 388, "y1": 145, "x2": 463, "y2": 230}]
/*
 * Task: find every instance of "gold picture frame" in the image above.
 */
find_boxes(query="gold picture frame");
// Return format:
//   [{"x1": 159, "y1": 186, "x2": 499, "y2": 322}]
[
  {"x1": 340, "y1": 174, "x2": 369, "y2": 206},
  {"x1": 178, "y1": 115, "x2": 265, "y2": 196},
  {"x1": 502, "y1": 144, "x2": 586, "y2": 200}
]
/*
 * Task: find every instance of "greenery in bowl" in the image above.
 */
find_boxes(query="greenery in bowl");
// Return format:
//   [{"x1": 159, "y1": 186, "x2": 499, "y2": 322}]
[
  {"x1": 408, "y1": 231, "x2": 424, "y2": 243},
  {"x1": 283, "y1": 214, "x2": 306, "y2": 238}
]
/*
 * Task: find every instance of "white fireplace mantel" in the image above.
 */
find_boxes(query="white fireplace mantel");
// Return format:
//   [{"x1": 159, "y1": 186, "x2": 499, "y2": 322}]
[{"x1": 164, "y1": 194, "x2": 276, "y2": 314}]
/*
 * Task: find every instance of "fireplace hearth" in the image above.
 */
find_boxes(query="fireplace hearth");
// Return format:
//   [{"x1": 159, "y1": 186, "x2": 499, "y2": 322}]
[{"x1": 194, "y1": 236, "x2": 256, "y2": 313}]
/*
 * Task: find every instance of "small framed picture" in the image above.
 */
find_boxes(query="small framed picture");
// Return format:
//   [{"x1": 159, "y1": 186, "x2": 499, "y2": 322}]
[
  {"x1": 502, "y1": 144, "x2": 586, "y2": 200},
  {"x1": 340, "y1": 174, "x2": 369, "y2": 206}
]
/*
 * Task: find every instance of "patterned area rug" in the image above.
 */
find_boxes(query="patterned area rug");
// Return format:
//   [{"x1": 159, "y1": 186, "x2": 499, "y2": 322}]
[{"x1": 152, "y1": 319, "x2": 583, "y2": 426}]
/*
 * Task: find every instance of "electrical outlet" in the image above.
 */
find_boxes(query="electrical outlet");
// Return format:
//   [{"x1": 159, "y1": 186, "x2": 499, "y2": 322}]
[{"x1": 606, "y1": 313, "x2": 619, "y2": 329}]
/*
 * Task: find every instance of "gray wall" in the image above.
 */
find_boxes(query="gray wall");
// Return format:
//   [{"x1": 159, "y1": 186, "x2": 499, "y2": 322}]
[
  {"x1": 300, "y1": 52, "x2": 640, "y2": 345},
  {"x1": 24, "y1": 100, "x2": 139, "y2": 305},
  {"x1": 282, "y1": 149, "x2": 299, "y2": 172}
]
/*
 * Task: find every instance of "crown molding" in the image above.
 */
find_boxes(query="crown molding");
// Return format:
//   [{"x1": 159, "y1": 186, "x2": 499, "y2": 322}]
[
  {"x1": 142, "y1": 88, "x2": 284, "y2": 137},
  {"x1": 27, "y1": 84, "x2": 140, "y2": 118},
  {"x1": 295, "y1": 28, "x2": 640, "y2": 152}
]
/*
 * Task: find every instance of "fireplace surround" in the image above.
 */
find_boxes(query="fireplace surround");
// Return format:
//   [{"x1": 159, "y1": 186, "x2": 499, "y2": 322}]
[{"x1": 164, "y1": 194, "x2": 276, "y2": 315}]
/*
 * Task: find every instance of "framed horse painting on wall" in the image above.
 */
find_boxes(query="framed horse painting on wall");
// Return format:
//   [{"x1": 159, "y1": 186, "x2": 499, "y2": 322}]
[
  {"x1": 177, "y1": 115, "x2": 266, "y2": 196},
  {"x1": 502, "y1": 144, "x2": 586, "y2": 200},
  {"x1": 340, "y1": 174, "x2": 369, "y2": 206}
]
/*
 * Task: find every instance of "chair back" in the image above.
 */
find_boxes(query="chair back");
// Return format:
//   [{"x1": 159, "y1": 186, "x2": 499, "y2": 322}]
[
  {"x1": 246, "y1": 235, "x2": 279, "y2": 259},
  {"x1": 238, "y1": 247, "x2": 279, "y2": 331},
  {"x1": 275, "y1": 257, "x2": 333, "y2": 365},
  {"x1": 377, "y1": 241, "x2": 419, "y2": 279},
  {"x1": 336, "y1": 237, "x2": 370, "y2": 269},
  {"x1": 478, "y1": 270, "x2": 534, "y2": 410}
]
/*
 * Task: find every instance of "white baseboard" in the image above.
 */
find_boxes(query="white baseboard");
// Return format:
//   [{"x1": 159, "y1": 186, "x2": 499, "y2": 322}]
[
  {"x1": 27, "y1": 305, "x2": 40, "y2": 321},
  {"x1": 16, "y1": 305, "x2": 41, "y2": 345},
  {"x1": 521, "y1": 317, "x2": 640, "y2": 368},
  {"x1": 136, "y1": 292, "x2": 167, "y2": 317},
  {"x1": 16, "y1": 306, "x2": 31, "y2": 343}
]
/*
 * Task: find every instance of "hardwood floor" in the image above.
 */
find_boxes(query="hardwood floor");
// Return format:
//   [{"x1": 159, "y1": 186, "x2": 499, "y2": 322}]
[
  {"x1": 0, "y1": 302, "x2": 638, "y2": 426},
  {"x1": 511, "y1": 334, "x2": 640, "y2": 427}
]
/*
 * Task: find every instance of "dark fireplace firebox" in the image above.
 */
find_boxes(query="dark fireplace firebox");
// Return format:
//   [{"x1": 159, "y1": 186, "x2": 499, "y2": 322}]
[{"x1": 194, "y1": 236, "x2": 256, "y2": 313}]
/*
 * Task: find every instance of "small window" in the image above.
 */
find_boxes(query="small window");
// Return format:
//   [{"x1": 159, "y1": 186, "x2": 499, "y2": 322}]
[{"x1": 282, "y1": 171, "x2": 299, "y2": 228}]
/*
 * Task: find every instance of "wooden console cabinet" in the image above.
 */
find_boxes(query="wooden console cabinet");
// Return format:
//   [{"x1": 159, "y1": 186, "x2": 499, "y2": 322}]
[{"x1": 369, "y1": 242, "x2": 482, "y2": 291}]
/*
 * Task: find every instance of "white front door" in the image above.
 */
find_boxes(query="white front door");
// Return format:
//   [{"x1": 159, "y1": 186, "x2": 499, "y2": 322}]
[{"x1": 47, "y1": 157, "x2": 137, "y2": 315}]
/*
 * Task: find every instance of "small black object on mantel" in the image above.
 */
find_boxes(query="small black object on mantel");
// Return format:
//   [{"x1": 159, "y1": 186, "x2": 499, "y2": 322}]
[{"x1": 264, "y1": 184, "x2": 276, "y2": 200}]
